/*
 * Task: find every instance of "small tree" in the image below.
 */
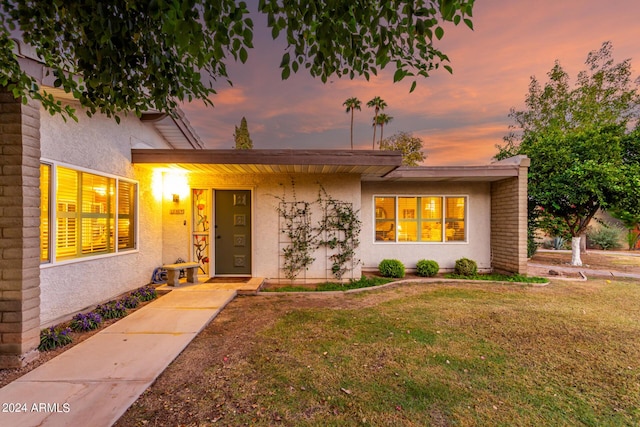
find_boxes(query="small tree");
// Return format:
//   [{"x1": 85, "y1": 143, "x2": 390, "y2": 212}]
[
  {"x1": 375, "y1": 113, "x2": 394, "y2": 144},
  {"x1": 380, "y1": 131, "x2": 426, "y2": 166},
  {"x1": 367, "y1": 96, "x2": 387, "y2": 149},
  {"x1": 343, "y1": 97, "x2": 361, "y2": 150},
  {"x1": 233, "y1": 117, "x2": 253, "y2": 149}
]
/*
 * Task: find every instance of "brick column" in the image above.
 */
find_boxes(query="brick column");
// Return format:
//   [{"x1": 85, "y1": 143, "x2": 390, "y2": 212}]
[
  {"x1": 0, "y1": 87, "x2": 41, "y2": 368},
  {"x1": 490, "y1": 158, "x2": 530, "y2": 275}
]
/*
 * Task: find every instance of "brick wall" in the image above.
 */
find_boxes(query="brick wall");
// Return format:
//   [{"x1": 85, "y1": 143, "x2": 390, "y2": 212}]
[
  {"x1": 490, "y1": 163, "x2": 529, "y2": 274},
  {"x1": 0, "y1": 88, "x2": 41, "y2": 368}
]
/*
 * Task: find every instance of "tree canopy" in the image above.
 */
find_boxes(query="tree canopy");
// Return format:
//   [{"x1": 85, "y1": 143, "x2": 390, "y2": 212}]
[
  {"x1": 380, "y1": 131, "x2": 426, "y2": 166},
  {"x1": 496, "y1": 42, "x2": 640, "y2": 265},
  {"x1": 0, "y1": 0, "x2": 474, "y2": 120},
  {"x1": 234, "y1": 116, "x2": 253, "y2": 149}
]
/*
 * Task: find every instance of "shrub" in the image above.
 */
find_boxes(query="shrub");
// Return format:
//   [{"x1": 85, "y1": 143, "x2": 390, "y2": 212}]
[
  {"x1": 551, "y1": 236, "x2": 566, "y2": 250},
  {"x1": 131, "y1": 285, "x2": 157, "y2": 302},
  {"x1": 527, "y1": 236, "x2": 538, "y2": 258},
  {"x1": 95, "y1": 300, "x2": 128, "y2": 320},
  {"x1": 39, "y1": 326, "x2": 72, "y2": 351},
  {"x1": 378, "y1": 259, "x2": 405, "y2": 278},
  {"x1": 587, "y1": 226, "x2": 622, "y2": 250},
  {"x1": 416, "y1": 259, "x2": 439, "y2": 277},
  {"x1": 454, "y1": 258, "x2": 477, "y2": 276},
  {"x1": 70, "y1": 312, "x2": 103, "y2": 332}
]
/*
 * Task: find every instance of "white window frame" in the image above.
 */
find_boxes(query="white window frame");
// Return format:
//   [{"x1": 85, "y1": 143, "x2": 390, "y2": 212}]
[
  {"x1": 373, "y1": 195, "x2": 468, "y2": 244},
  {"x1": 40, "y1": 160, "x2": 139, "y2": 266}
]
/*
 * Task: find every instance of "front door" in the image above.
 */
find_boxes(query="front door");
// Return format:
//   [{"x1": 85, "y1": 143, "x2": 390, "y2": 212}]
[{"x1": 214, "y1": 190, "x2": 251, "y2": 275}]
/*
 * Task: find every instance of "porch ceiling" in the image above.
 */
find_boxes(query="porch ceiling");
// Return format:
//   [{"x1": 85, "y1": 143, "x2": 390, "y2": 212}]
[{"x1": 131, "y1": 149, "x2": 403, "y2": 177}]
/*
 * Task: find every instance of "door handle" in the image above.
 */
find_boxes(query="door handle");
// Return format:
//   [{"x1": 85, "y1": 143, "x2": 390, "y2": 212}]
[{"x1": 216, "y1": 235, "x2": 221, "y2": 239}]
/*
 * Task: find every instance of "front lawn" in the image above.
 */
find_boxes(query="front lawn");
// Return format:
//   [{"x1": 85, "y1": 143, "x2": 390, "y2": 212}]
[{"x1": 120, "y1": 277, "x2": 640, "y2": 426}]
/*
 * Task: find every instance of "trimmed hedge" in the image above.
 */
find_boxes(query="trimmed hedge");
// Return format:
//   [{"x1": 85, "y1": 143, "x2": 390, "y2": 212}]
[
  {"x1": 454, "y1": 258, "x2": 477, "y2": 276},
  {"x1": 378, "y1": 259, "x2": 405, "y2": 278},
  {"x1": 416, "y1": 259, "x2": 439, "y2": 277}
]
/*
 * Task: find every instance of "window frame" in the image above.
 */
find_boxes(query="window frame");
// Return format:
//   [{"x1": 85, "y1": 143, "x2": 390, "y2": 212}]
[
  {"x1": 40, "y1": 160, "x2": 139, "y2": 266},
  {"x1": 373, "y1": 194, "x2": 468, "y2": 244}
]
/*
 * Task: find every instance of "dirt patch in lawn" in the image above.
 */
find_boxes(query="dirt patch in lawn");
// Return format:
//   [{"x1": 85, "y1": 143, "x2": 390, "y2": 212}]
[{"x1": 530, "y1": 250, "x2": 640, "y2": 274}]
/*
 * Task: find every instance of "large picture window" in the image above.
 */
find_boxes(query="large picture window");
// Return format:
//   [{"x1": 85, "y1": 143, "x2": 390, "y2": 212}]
[
  {"x1": 374, "y1": 196, "x2": 466, "y2": 243},
  {"x1": 40, "y1": 163, "x2": 137, "y2": 263}
]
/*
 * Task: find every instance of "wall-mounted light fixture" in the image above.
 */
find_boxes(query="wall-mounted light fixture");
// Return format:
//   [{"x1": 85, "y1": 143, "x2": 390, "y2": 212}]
[{"x1": 151, "y1": 168, "x2": 190, "y2": 203}]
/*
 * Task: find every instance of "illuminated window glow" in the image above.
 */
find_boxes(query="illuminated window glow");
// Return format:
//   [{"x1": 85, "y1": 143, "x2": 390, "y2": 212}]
[
  {"x1": 40, "y1": 163, "x2": 137, "y2": 263},
  {"x1": 374, "y1": 196, "x2": 466, "y2": 243}
]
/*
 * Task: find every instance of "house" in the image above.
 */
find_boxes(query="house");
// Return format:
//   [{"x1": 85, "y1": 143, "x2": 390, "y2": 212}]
[{"x1": 0, "y1": 49, "x2": 529, "y2": 368}]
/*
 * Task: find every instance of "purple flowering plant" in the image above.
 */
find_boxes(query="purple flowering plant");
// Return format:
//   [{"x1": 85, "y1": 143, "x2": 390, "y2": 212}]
[
  {"x1": 131, "y1": 285, "x2": 157, "y2": 302},
  {"x1": 70, "y1": 311, "x2": 103, "y2": 332},
  {"x1": 95, "y1": 300, "x2": 128, "y2": 319},
  {"x1": 121, "y1": 294, "x2": 140, "y2": 309},
  {"x1": 38, "y1": 326, "x2": 72, "y2": 351}
]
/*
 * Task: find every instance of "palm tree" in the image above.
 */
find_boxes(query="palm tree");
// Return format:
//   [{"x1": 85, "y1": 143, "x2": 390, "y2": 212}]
[
  {"x1": 342, "y1": 97, "x2": 361, "y2": 150},
  {"x1": 367, "y1": 96, "x2": 387, "y2": 149},
  {"x1": 376, "y1": 113, "x2": 394, "y2": 145}
]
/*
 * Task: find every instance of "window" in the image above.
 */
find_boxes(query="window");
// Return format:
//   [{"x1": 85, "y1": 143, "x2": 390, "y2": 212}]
[
  {"x1": 374, "y1": 196, "x2": 466, "y2": 243},
  {"x1": 40, "y1": 163, "x2": 137, "y2": 263},
  {"x1": 40, "y1": 164, "x2": 51, "y2": 262}
]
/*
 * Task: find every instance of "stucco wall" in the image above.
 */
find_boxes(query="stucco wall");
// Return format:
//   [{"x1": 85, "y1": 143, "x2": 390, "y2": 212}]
[
  {"x1": 179, "y1": 173, "x2": 362, "y2": 282},
  {"x1": 39, "y1": 105, "x2": 170, "y2": 325},
  {"x1": 360, "y1": 181, "x2": 492, "y2": 272}
]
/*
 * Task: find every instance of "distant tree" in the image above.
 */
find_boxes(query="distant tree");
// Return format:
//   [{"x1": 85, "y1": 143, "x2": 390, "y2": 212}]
[
  {"x1": 0, "y1": 0, "x2": 474, "y2": 120},
  {"x1": 495, "y1": 42, "x2": 640, "y2": 265},
  {"x1": 343, "y1": 97, "x2": 361, "y2": 150},
  {"x1": 380, "y1": 131, "x2": 426, "y2": 166},
  {"x1": 234, "y1": 117, "x2": 253, "y2": 149},
  {"x1": 375, "y1": 113, "x2": 394, "y2": 144},
  {"x1": 367, "y1": 96, "x2": 387, "y2": 149}
]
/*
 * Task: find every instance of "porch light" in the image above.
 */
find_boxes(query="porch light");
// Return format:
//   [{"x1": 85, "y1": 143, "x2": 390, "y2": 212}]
[
  {"x1": 163, "y1": 171, "x2": 189, "y2": 202},
  {"x1": 151, "y1": 168, "x2": 190, "y2": 202}
]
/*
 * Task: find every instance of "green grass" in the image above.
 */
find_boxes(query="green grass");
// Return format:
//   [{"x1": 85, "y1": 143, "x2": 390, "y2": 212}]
[
  {"x1": 219, "y1": 279, "x2": 640, "y2": 426},
  {"x1": 445, "y1": 272, "x2": 549, "y2": 283},
  {"x1": 263, "y1": 276, "x2": 393, "y2": 292}
]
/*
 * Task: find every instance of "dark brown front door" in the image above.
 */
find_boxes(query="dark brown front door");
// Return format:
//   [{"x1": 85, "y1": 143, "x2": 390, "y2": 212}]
[{"x1": 214, "y1": 190, "x2": 251, "y2": 275}]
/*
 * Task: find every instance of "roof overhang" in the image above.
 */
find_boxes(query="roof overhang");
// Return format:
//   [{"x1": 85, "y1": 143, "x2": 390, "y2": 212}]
[
  {"x1": 131, "y1": 149, "x2": 403, "y2": 177},
  {"x1": 367, "y1": 155, "x2": 530, "y2": 182},
  {"x1": 139, "y1": 110, "x2": 205, "y2": 150}
]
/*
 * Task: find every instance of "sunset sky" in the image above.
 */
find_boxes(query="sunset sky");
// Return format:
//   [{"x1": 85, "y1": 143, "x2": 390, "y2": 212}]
[{"x1": 181, "y1": 0, "x2": 640, "y2": 165}]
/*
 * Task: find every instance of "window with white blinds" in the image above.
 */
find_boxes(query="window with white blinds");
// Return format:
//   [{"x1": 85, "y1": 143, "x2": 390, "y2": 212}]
[
  {"x1": 40, "y1": 164, "x2": 51, "y2": 263},
  {"x1": 40, "y1": 163, "x2": 137, "y2": 263}
]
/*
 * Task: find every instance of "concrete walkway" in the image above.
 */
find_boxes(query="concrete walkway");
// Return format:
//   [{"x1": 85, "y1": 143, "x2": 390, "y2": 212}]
[{"x1": 0, "y1": 279, "x2": 261, "y2": 427}]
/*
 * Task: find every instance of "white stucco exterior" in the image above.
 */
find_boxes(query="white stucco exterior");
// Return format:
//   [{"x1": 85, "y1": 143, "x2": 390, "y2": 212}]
[
  {"x1": 360, "y1": 181, "x2": 492, "y2": 272},
  {"x1": 39, "y1": 105, "x2": 171, "y2": 325},
  {"x1": 167, "y1": 173, "x2": 363, "y2": 283},
  {"x1": 34, "y1": 112, "x2": 522, "y2": 325}
]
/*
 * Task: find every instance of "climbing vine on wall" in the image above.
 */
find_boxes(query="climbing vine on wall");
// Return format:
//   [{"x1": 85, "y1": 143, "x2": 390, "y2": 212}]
[
  {"x1": 275, "y1": 181, "x2": 315, "y2": 280},
  {"x1": 275, "y1": 180, "x2": 361, "y2": 281},
  {"x1": 316, "y1": 186, "x2": 361, "y2": 280}
]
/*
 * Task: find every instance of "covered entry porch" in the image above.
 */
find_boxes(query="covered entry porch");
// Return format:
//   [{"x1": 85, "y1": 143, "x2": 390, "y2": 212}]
[{"x1": 132, "y1": 149, "x2": 402, "y2": 282}]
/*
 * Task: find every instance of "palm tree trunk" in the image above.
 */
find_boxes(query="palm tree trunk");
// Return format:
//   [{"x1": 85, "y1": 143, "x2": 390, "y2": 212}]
[
  {"x1": 372, "y1": 111, "x2": 378, "y2": 149},
  {"x1": 380, "y1": 124, "x2": 384, "y2": 145},
  {"x1": 350, "y1": 110, "x2": 354, "y2": 150}
]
